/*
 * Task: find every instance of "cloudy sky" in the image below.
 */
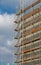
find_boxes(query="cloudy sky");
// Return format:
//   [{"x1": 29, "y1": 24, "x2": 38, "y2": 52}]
[
  {"x1": 0, "y1": 0, "x2": 20, "y2": 64},
  {"x1": 0, "y1": 0, "x2": 38, "y2": 65}
]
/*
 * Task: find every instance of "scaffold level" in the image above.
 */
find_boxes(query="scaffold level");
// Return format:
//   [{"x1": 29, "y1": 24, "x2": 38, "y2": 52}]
[{"x1": 14, "y1": 0, "x2": 41, "y2": 65}]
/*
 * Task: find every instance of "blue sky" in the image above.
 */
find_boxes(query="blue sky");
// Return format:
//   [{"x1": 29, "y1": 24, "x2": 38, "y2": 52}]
[
  {"x1": 0, "y1": 0, "x2": 38, "y2": 65},
  {"x1": 0, "y1": 0, "x2": 20, "y2": 14},
  {"x1": 0, "y1": 0, "x2": 37, "y2": 14}
]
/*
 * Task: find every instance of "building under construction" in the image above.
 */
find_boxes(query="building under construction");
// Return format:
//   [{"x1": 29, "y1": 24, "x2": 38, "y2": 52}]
[{"x1": 14, "y1": 0, "x2": 41, "y2": 65}]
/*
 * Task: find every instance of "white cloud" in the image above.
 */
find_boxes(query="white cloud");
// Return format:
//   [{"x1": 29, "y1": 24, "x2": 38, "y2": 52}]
[
  {"x1": 0, "y1": 13, "x2": 18, "y2": 47},
  {"x1": 0, "y1": 13, "x2": 17, "y2": 44},
  {"x1": 0, "y1": 13, "x2": 18, "y2": 58},
  {"x1": 0, "y1": 46, "x2": 12, "y2": 54},
  {"x1": 0, "y1": 13, "x2": 17, "y2": 41},
  {"x1": 0, "y1": 12, "x2": 18, "y2": 43},
  {"x1": 7, "y1": 39, "x2": 17, "y2": 46},
  {"x1": 7, "y1": 40, "x2": 12, "y2": 46},
  {"x1": 0, "y1": 13, "x2": 17, "y2": 61},
  {"x1": 0, "y1": 13, "x2": 16, "y2": 30}
]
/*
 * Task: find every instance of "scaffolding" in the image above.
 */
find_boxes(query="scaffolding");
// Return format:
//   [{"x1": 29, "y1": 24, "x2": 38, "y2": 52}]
[{"x1": 14, "y1": 0, "x2": 41, "y2": 65}]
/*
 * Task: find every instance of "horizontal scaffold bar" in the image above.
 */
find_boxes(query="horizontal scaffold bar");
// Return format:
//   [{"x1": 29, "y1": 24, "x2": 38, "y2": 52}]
[
  {"x1": 15, "y1": 20, "x2": 41, "y2": 39},
  {"x1": 14, "y1": 38, "x2": 41, "y2": 55},
  {"x1": 20, "y1": 26, "x2": 41, "y2": 38},
  {"x1": 17, "y1": 55, "x2": 41, "y2": 63},
  {"x1": 15, "y1": 15, "x2": 41, "y2": 31},
  {"x1": 15, "y1": 7, "x2": 41, "y2": 23},
  {"x1": 15, "y1": 36, "x2": 41, "y2": 47},
  {"x1": 15, "y1": 49, "x2": 41, "y2": 63},
  {"x1": 21, "y1": 7, "x2": 41, "y2": 21},
  {"x1": 20, "y1": 35, "x2": 41, "y2": 46},
  {"x1": 15, "y1": 17, "x2": 41, "y2": 40},
  {"x1": 16, "y1": 0, "x2": 41, "y2": 15}
]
